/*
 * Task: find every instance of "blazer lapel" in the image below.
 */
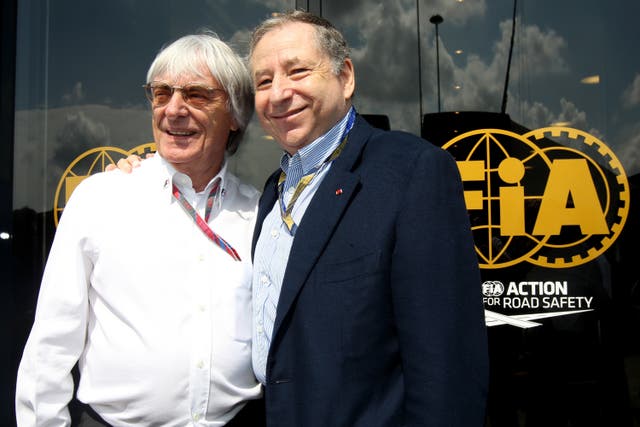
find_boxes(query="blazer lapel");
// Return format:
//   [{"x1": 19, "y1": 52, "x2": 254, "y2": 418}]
[{"x1": 270, "y1": 116, "x2": 374, "y2": 343}]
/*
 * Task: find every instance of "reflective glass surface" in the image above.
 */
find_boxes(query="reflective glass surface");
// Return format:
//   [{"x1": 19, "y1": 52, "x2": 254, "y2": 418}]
[
  {"x1": 322, "y1": 1, "x2": 640, "y2": 425},
  {"x1": 6, "y1": 0, "x2": 640, "y2": 425}
]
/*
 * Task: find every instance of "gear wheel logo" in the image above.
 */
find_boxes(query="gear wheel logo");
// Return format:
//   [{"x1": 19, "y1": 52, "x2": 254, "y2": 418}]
[
  {"x1": 443, "y1": 127, "x2": 629, "y2": 269},
  {"x1": 53, "y1": 143, "x2": 156, "y2": 226}
]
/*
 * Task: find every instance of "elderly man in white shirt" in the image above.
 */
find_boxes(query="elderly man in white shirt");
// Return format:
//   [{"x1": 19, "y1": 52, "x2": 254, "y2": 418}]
[{"x1": 15, "y1": 32, "x2": 264, "y2": 427}]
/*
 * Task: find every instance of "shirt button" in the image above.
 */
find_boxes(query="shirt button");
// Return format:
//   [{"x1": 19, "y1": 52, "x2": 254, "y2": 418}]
[
  {"x1": 198, "y1": 305, "x2": 206, "y2": 312},
  {"x1": 270, "y1": 228, "x2": 279, "y2": 238},
  {"x1": 257, "y1": 325, "x2": 264, "y2": 334},
  {"x1": 197, "y1": 360, "x2": 204, "y2": 369},
  {"x1": 287, "y1": 187, "x2": 295, "y2": 195},
  {"x1": 192, "y1": 413, "x2": 200, "y2": 421},
  {"x1": 197, "y1": 254, "x2": 205, "y2": 262},
  {"x1": 260, "y1": 275, "x2": 269, "y2": 285}
]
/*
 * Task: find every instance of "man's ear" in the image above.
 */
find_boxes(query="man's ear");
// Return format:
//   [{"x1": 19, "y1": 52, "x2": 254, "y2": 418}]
[
  {"x1": 230, "y1": 117, "x2": 239, "y2": 132},
  {"x1": 341, "y1": 58, "x2": 355, "y2": 100}
]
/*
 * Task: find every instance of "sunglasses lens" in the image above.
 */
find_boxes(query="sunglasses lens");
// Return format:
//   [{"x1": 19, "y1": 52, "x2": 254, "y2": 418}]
[
  {"x1": 183, "y1": 85, "x2": 213, "y2": 108},
  {"x1": 144, "y1": 83, "x2": 224, "y2": 108},
  {"x1": 149, "y1": 84, "x2": 173, "y2": 106}
]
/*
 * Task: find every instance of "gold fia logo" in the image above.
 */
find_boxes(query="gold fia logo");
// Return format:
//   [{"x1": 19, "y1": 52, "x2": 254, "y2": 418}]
[
  {"x1": 53, "y1": 143, "x2": 156, "y2": 226},
  {"x1": 443, "y1": 127, "x2": 629, "y2": 269}
]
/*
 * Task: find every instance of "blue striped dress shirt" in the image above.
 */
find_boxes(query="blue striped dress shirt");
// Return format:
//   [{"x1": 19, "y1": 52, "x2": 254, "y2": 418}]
[{"x1": 252, "y1": 107, "x2": 355, "y2": 385}]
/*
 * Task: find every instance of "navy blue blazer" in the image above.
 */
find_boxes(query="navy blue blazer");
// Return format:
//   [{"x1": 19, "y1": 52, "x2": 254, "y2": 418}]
[{"x1": 252, "y1": 116, "x2": 489, "y2": 427}]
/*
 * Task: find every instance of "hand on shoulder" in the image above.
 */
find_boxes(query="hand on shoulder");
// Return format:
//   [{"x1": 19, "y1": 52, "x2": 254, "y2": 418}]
[{"x1": 105, "y1": 153, "x2": 154, "y2": 173}]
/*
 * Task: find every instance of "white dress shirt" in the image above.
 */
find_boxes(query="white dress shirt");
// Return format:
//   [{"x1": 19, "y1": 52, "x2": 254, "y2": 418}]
[{"x1": 16, "y1": 154, "x2": 262, "y2": 427}]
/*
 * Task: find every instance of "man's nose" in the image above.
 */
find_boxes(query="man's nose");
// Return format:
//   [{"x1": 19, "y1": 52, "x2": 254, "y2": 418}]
[
  {"x1": 164, "y1": 90, "x2": 189, "y2": 116},
  {"x1": 269, "y1": 76, "x2": 293, "y2": 103}
]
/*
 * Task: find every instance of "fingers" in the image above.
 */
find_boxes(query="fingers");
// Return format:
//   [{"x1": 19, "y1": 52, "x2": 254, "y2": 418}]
[
  {"x1": 106, "y1": 155, "x2": 143, "y2": 174},
  {"x1": 125, "y1": 154, "x2": 142, "y2": 169}
]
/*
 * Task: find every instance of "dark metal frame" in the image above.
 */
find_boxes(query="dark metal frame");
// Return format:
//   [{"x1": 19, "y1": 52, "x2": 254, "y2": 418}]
[{"x1": 0, "y1": 0, "x2": 17, "y2": 423}]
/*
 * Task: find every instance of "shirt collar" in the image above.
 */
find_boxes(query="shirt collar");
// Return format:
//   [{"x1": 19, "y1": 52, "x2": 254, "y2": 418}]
[
  {"x1": 280, "y1": 107, "x2": 356, "y2": 176},
  {"x1": 157, "y1": 154, "x2": 228, "y2": 209}
]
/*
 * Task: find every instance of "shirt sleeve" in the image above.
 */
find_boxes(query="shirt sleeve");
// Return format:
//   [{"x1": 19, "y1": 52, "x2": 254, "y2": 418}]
[{"x1": 15, "y1": 181, "x2": 95, "y2": 426}]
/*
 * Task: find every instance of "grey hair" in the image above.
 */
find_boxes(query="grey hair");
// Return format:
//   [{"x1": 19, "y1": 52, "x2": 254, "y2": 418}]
[
  {"x1": 248, "y1": 10, "x2": 351, "y2": 75},
  {"x1": 146, "y1": 31, "x2": 253, "y2": 155}
]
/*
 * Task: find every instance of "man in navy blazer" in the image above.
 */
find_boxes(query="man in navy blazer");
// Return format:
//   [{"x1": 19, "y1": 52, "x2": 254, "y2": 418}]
[{"x1": 249, "y1": 10, "x2": 489, "y2": 427}]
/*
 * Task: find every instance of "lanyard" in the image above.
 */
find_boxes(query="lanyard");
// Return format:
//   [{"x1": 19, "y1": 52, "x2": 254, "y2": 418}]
[
  {"x1": 172, "y1": 180, "x2": 241, "y2": 261},
  {"x1": 277, "y1": 110, "x2": 356, "y2": 235}
]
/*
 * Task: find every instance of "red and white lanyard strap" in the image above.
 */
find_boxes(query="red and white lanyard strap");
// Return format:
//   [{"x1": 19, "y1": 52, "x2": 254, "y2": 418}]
[{"x1": 172, "y1": 180, "x2": 241, "y2": 261}]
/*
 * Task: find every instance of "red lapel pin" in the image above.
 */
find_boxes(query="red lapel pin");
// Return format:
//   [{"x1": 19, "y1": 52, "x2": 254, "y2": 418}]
[{"x1": 335, "y1": 188, "x2": 343, "y2": 195}]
